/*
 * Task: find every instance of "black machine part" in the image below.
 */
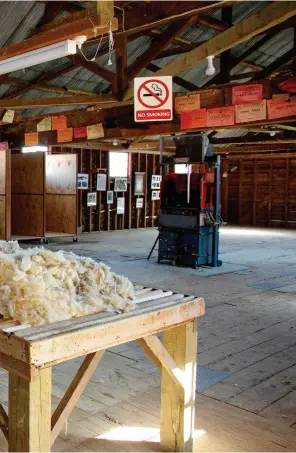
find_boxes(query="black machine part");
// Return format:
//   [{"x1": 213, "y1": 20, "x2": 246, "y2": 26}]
[{"x1": 173, "y1": 133, "x2": 213, "y2": 163}]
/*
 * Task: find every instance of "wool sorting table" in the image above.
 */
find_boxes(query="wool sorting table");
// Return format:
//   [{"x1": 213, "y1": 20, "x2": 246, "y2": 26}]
[{"x1": 0, "y1": 286, "x2": 205, "y2": 452}]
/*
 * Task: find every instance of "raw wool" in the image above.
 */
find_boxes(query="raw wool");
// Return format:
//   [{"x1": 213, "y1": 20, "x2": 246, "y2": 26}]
[
  {"x1": 0, "y1": 240, "x2": 20, "y2": 254},
  {"x1": 0, "y1": 248, "x2": 135, "y2": 326}
]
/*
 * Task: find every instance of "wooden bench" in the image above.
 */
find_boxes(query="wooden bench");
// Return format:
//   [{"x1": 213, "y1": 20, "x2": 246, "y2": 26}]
[{"x1": 0, "y1": 286, "x2": 205, "y2": 452}]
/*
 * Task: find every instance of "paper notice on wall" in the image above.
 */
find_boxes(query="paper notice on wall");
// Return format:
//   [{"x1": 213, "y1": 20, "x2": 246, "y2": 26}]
[
  {"x1": 235, "y1": 100, "x2": 266, "y2": 123},
  {"x1": 0, "y1": 142, "x2": 8, "y2": 151},
  {"x1": 175, "y1": 93, "x2": 200, "y2": 113},
  {"x1": 87, "y1": 123, "x2": 104, "y2": 140},
  {"x1": 37, "y1": 117, "x2": 52, "y2": 132},
  {"x1": 232, "y1": 84, "x2": 263, "y2": 105},
  {"x1": 25, "y1": 132, "x2": 39, "y2": 146},
  {"x1": 117, "y1": 197, "x2": 125, "y2": 215},
  {"x1": 74, "y1": 126, "x2": 87, "y2": 139},
  {"x1": 272, "y1": 93, "x2": 290, "y2": 103},
  {"x1": 2, "y1": 109, "x2": 15, "y2": 123},
  {"x1": 267, "y1": 100, "x2": 296, "y2": 119},
  {"x1": 206, "y1": 106, "x2": 235, "y2": 127},
  {"x1": 136, "y1": 198, "x2": 144, "y2": 208},
  {"x1": 52, "y1": 115, "x2": 67, "y2": 130},
  {"x1": 57, "y1": 128, "x2": 73, "y2": 143},
  {"x1": 181, "y1": 108, "x2": 207, "y2": 130}
]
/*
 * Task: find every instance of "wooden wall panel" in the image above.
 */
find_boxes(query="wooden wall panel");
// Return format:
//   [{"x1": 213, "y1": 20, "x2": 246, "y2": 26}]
[
  {"x1": 46, "y1": 195, "x2": 77, "y2": 234},
  {"x1": 226, "y1": 155, "x2": 296, "y2": 229},
  {"x1": 46, "y1": 154, "x2": 76, "y2": 194},
  {"x1": 0, "y1": 150, "x2": 10, "y2": 240},
  {"x1": 11, "y1": 153, "x2": 44, "y2": 194},
  {"x1": 45, "y1": 154, "x2": 77, "y2": 235},
  {"x1": 11, "y1": 195, "x2": 44, "y2": 237},
  {"x1": 51, "y1": 146, "x2": 161, "y2": 233},
  {"x1": 0, "y1": 196, "x2": 6, "y2": 239}
]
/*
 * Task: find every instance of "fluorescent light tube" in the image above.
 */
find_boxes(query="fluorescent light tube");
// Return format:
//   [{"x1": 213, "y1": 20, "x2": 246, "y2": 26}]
[
  {"x1": 0, "y1": 40, "x2": 77, "y2": 75},
  {"x1": 22, "y1": 146, "x2": 48, "y2": 153}
]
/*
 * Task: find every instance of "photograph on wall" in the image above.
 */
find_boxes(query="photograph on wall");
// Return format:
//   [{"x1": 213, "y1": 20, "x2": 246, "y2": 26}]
[
  {"x1": 87, "y1": 192, "x2": 97, "y2": 207},
  {"x1": 117, "y1": 197, "x2": 125, "y2": 214},
  {"x1": 114, "y1": 177, "x2": 128, "y2": 192},
  {"x1": 96, "y1": 173, "x2": 107, "y2": 191},
  {"x1": 78, "y1": 173, "x2": 89, "y2": 189},
  {"x1": 134, "y1": 172, "x2": 145, "y2": 196},
  {"x1": 151, "y1": 175, "x2": 162, "y2": 189},
  {"x1": 136, "y1": 198, "x2": 144, "y2": 208},
  {"x1": 152, "y1": 190, "x2": 160, "y2": 200},
  {"x1": 107, "y1": 191, "x2": 113, "y2": 204}
]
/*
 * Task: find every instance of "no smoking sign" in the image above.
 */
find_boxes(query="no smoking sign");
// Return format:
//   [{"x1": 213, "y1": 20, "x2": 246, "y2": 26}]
[{"x1": 134, "y1": 76, "x2": 173, "y2": 122}]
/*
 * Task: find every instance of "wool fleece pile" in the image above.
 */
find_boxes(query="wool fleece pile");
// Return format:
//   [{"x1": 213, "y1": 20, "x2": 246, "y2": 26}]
[{"x1": 0, "y1": 241, "x2": 135, "y2": 326}]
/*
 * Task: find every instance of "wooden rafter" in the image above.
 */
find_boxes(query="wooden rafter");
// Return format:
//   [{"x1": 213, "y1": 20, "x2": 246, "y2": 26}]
[
  {"x1": 127, "y1": 18, "x2": 193, "y2": 81},
  {"x1": 69, "y1": 54, "x2": 114, "y2": 84},
  {"x1": 0, "y1": 94, "x2": 120, "y2": 109},
  {"x1": 0, "y1": 404, "x2": 8, "y2": 441},
  {"x1": 2, "y1": 65, "x2": 78, "y2": 100},
  {"x1": 147, "y1": 63, "x2": 199, "y2": 91},
  {"x1": 124, "y1": 1, "x2": 296, "y2": 100},
  {"x1": 253, "y1": 48, "x2": 296, "y2": 80},
  {"x1": 2, "y1": 76, "x2": 95, "y2": 97},
  {"x1": 0, "y1": 14, "x2": 118, "y2": 62}
]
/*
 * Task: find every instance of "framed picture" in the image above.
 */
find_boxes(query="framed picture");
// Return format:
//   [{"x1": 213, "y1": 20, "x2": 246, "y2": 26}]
[
  {"x1": 117, "y1": 197, "x2": 125, "y2": 214},
  {"x1": 78, "y1": 173, "x2": 89, "y2": 189},
  {"x1": 96, "y1": 174, "x2": 107, "y2": 191},
  {"x1": 151, "y1": 175, "x2": 162, "y2": 190},
  {"x1": 136, "y1": 198, "x2": 144, "y2": 208},
  {"x1": 134, "y1": 172, "x2": 145, "y2": 195},
  {"x1": 114, "y1": 177, "x2": 127, "y2": 192},
  {"x1": 152, "y1": 190, "x2": 160, "y2": 200},
  {"x1": 87, "y1": 192, "x2": 97, "y2": 207},
  {"x1": 107, "y1": 191, "x2": 113, "y2": 204}
]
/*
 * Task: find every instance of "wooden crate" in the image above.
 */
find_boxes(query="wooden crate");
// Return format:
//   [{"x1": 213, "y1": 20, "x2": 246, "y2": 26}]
[{"x1": 0, "y1": 286, "x2": 205, "y2": 452}]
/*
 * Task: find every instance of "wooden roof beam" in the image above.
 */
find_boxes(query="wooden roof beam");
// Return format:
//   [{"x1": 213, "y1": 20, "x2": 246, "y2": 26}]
[
  {"x1": 69, "y1": 54, "x2": 114, "y2": 84},
  {"x1": 0, "y1": 14, "x2": 118, "y2": 62},
  {"x1": 0, "y1": 94, "x2": 120, "y2": 109},
  {"x1": 124, "y1": 1, "x2": 296, "y2": 100},
  {"x1": 253, "y1": 48, "x2": 296, "y2": 80},
  {"x1": 127, "y1": 18, "x2": 193, "y2": 81},
  {"x1": 2, "y1": 65, "x2": 78, "y2": 100}
]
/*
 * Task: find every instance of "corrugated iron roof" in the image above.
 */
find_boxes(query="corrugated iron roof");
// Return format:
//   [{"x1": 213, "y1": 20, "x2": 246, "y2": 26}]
[{"x1": 0, "y1": 1, "x2": 294, "y2": 121}]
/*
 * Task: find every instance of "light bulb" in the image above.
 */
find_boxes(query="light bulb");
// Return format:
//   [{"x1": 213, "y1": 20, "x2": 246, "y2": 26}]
[{"x1": 206, "y1": 56, "x2": 215, "y2": 76}]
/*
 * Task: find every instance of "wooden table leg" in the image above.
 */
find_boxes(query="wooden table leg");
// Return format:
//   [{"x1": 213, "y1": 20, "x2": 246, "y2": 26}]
[
  {"x1": 160, "y1": 320, "x2": 197, "y2": 452},
  {"x1": 9, "y1": 368, "x2": 52, "y2": 452}
]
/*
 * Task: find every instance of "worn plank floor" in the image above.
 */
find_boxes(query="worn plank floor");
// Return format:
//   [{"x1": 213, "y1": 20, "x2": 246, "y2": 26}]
[{"x1": 7, "y1": 226, "x2": 296, "y2": 451}]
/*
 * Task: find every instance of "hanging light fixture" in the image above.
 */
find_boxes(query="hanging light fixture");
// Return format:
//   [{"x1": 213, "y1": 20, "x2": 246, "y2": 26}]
[{"x1": 205, "y1": 56, "x2": 216, "y2": 76}]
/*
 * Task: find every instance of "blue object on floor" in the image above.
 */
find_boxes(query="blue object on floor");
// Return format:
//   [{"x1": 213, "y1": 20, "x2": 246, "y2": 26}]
[{"x1": 197, "y1": 366, "x2": 228, "y2": 392}]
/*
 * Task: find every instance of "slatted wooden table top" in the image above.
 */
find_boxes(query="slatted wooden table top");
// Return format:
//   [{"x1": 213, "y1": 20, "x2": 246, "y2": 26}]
[{"x1": 0, "y1": 285, "x2": 205, "y2": 380}]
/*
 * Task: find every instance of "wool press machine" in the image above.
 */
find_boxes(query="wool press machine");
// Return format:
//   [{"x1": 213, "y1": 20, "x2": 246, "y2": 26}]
[{"x1": 148, "y1": 133, "x2": 223, "y2": 269}]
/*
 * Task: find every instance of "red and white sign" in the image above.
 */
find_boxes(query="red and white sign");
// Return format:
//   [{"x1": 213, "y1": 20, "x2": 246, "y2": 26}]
[
  {"x1": 267, "y1": 100, "x2": 296, "y2": 119},
  {"x1": 134, "y1": 76, "x2": 173, "y2": 122},
  {"x1": 232, "y1": 84, "x2": 263, "y2": 105}
]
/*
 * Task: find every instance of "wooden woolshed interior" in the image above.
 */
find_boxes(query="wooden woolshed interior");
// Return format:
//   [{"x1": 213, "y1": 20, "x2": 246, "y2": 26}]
[{"x1": 0, "y1": 1, "x2": 296, "y2": 453}]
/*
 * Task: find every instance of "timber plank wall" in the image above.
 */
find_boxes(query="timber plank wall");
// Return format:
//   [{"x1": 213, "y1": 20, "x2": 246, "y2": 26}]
[
  {"x1": 52, "y1": 147, "x2": 160, "y2": 233},
  {"x1": 222, "y1": 156, "x2": 296, "y2": 228}
]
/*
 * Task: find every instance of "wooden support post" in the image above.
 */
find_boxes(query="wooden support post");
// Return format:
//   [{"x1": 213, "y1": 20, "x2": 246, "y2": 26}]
[
  {"x1": 113, "y1": 36, "x2": 128, "y2": 100},
  {"x1": 9, "y1": 368, "x2": 51, "y2": 452},
  {"x1": 160, "y1": 320, "x2": 198, "y2": 452}
]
